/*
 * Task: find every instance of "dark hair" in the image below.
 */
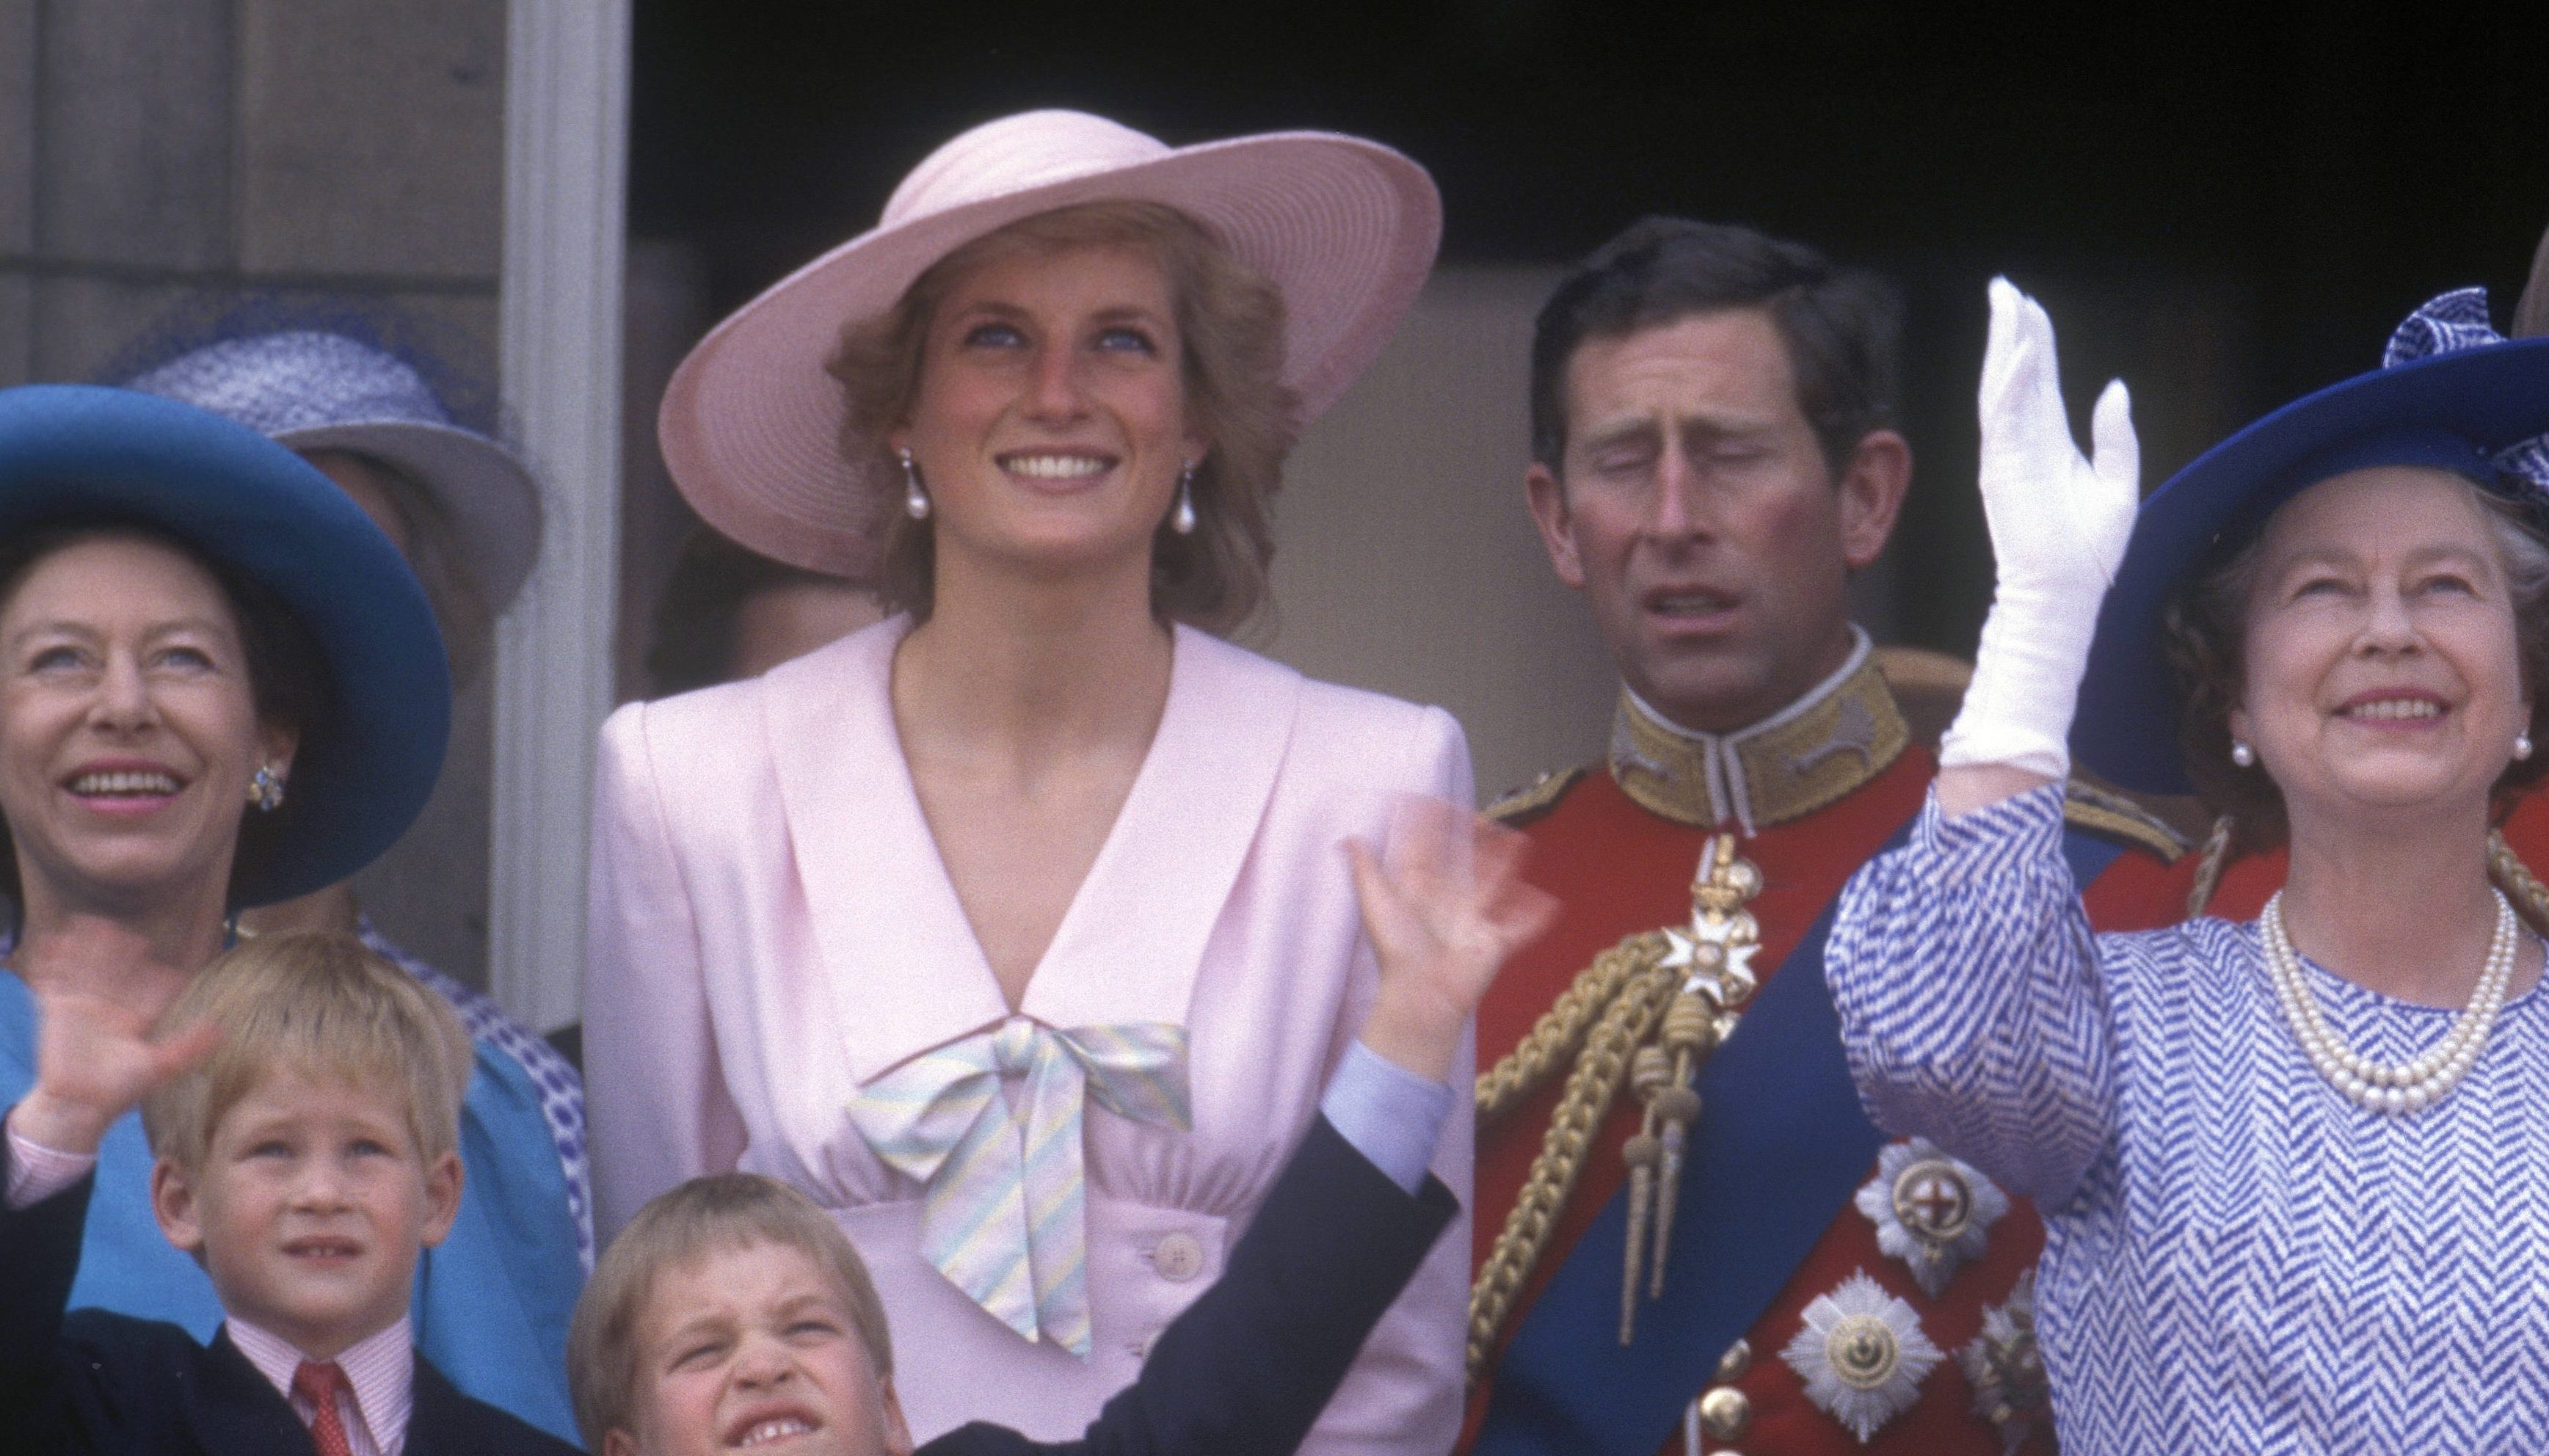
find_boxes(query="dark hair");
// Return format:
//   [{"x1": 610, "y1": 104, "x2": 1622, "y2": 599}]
[
  {"x1": 2161, "y1": 476, "x2": 2549, "y2": 851},
  {"x1": 829, "y1": 200, "x2": 1295, "y2": 635},
  {"x1": 1529, "y1": 216, "x2": 1902, "y2": 476},
  {"x1": 645, "y1": 525, "x2": 857, "y2": 696},
  {"x1": 301, "y1": 449, "x2": 494, "y2": 688},
  {"x1": 0, "y1": 520, "x2": 334, "y2": 903}
]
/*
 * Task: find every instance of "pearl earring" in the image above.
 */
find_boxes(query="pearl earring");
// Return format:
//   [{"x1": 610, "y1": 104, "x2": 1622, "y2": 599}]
[
  {"x1": 2230, "y1": 740, "x2": 2256, "y2": 768},
  {"x1": 1171, "y1": 462, "x2": 1198, "y2": 536},
  {"x1": 900, "y1": 448, "x2": 930, "y2": 521},
  {"x1": 2517, "y1": 733, "x2": 2534, "y2": 762}
]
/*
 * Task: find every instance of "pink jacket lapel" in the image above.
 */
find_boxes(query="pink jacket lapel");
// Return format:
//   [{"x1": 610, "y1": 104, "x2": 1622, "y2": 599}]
[{"x1": 761, "y1": 622, "x2": 1301, "y2": 1084}]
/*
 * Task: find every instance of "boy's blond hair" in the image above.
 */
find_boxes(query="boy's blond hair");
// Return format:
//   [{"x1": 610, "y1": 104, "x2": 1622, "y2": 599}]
[
  {"x1": 139, "y1": 931, "x2": 473, "y2": 1172},
  {"x1": 569, "y1": 1174, "x2": 895, "y2": 1446}
]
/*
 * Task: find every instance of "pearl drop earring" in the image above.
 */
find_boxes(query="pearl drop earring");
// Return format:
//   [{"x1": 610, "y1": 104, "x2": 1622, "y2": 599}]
[
  {"x1": 900, "y1": 448, "x2": 930, "y2": 521},
  {"x1": 2230, "y1": 740, "x2": 2256, "y2": 768},
  {"x1": 1171, "y1": 462, "x2": 1198, "y2": 536},
  {"x1": 2517, "y1": 732, "x2": 2534, "y2": 762}
]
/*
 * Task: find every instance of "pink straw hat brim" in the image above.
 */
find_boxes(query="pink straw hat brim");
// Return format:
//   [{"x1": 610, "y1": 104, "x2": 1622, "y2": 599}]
[{"x1": 658, "y1": 114, "x2": 1441, "y2": 578}]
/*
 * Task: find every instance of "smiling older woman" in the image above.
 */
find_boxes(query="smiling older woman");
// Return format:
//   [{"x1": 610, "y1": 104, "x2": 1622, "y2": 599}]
[
  {"x1": 1824, "y1": 283, "x2": 2549, "y2": 1450},
  {"x1": 0, "y1": 385, "x2": 583, "y2": 1441},
  {"x1": 587, "y1": 112, "x2": 1468, "y2": 1448}
]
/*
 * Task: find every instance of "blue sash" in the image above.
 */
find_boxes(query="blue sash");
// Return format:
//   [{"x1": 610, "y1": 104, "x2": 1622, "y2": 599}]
[{"x1": 1475, "y1": 815, "x2": 2126, "y2": 1455}]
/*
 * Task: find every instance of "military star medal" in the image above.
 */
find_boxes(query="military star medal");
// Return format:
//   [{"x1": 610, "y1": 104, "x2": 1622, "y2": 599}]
[
  {"x1": 1854, "y1": 1138, "x2": 2009, "y2": 1297},
  {"x1": 1781, "y1": 1270, "x2": 1943, "y2": 1443}
]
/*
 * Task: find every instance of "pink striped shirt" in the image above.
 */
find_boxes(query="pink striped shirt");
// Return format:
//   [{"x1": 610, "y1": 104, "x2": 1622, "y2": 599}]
[{"x1": 228, "y1": 1314, "x2": 415, "y2": 1456}]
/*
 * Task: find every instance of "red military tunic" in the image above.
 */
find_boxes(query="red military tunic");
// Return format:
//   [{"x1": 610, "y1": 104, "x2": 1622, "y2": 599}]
[
  {"x1": 2149, "y1": 788, "x2": 2549, "y2": 924},
  {"x1": 1466, "y1": 649, "x2": 2184, "y2": 1455}
]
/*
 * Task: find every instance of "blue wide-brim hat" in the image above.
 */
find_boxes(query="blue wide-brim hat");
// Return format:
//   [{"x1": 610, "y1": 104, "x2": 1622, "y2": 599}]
[
  {"x1": 2074, "y1": 289, "x2": 2549, "y2": 795},
  {"x1": 0, "y1": 385, "x2": 451, "y2": 905}
]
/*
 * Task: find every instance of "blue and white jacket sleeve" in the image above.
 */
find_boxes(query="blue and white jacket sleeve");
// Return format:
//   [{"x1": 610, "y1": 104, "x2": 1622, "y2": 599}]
[{"x1": 1825, "y1": 783, "x2": 2117, "y2": 1207}]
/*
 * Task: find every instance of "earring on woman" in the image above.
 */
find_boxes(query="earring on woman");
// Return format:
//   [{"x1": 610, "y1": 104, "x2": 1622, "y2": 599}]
[
  {"x1": 2517, "y1": 732, "x2": 2534, "y2": 762},
  {"x1": 2230, "y1": 740, "x2": 2256, "y2": 768},
  {"x1": 248, "y1": 765, "x2": 286, "y2": 812},
  {"x1": 1171, "y1": 462, "x2": 1198, "y2": 536},
  {"x1": 900, "y1": 448, "x2": 931, "y2": 521}
]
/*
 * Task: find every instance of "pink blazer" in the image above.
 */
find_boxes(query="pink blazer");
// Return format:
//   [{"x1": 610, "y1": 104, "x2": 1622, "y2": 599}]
[{"x1": 584, "y1": 618, "x2": 1472, "y2": 1452}]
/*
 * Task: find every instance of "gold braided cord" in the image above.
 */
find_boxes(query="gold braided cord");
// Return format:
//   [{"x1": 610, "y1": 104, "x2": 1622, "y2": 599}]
[
  {"x1": 1475, "y1": 932, "x2": 1657, "y2": 1126},
  {"x1": 1467, "y1": 933, "x2": 1676, "y2": 1382},
  {"x1": 2487, "y1": 830, "x2": 2549, "y2": 940},
  {"x1": 2186, "y1": 815, "x2": 2236, "y2": 920},
  {"x1": 2189, "y1": 821, "x2": 2545, "y2": 935}
]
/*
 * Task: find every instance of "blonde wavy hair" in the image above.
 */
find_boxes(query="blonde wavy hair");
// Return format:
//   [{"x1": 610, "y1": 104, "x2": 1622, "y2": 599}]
[{"x1": 139, "y1": 931, "x2": 473, "y2": 1173}]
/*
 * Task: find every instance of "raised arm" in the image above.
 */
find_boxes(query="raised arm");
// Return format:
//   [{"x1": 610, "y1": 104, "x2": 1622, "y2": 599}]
[
  {"x1": 928, "y1": 792, "x2": 1552, "y2": 1456},
  {"x1": 1828, "y1": 281, "x2": 2140, "y2": 1206}
]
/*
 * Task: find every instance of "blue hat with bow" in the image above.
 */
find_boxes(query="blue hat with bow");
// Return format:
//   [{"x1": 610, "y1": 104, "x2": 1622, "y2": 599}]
[
  {"x1": 0, "y1": 384, "x2": 451, "y2": 905},
  {"x1": 2073, "y1": 288, "x2": 2549, "y2": 796}
]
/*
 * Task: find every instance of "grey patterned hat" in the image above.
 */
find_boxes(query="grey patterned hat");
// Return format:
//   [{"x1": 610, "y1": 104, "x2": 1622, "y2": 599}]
[{"x1": 123, "y1": 330, "x2": 544, "y2": 614}]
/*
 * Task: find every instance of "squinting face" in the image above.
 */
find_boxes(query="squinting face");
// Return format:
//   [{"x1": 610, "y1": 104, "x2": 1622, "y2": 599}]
[
  {"x1": 890, "y1": 242, "x2": 1205, "y2": 586},
  {"x1": 152, "y1": 1067, "x2": 462, "y2": 1360},
  {"x1": 1525, "y1": 309, "x2": 1904, "y2": 734},
  {"x1": 0, "y1": 536, "x2": 294, "y2": 914},
  {"x1": 2233, "y1": 467, "x2": 2531, "y2": 829},
  {"x1": 611, "y1": 1240, "x2": 910, "y2": 1456}
]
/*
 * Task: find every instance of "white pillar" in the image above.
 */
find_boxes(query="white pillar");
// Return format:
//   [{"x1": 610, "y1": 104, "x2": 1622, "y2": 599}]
[{"x1": 490, "y1": 0, "x2": 630, "y2": 1032}]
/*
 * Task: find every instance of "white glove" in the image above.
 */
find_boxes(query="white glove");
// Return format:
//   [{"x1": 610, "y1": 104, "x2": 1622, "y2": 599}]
[{"x1": 1937, "y1": 278, "x2": 2141, "y2": 779}]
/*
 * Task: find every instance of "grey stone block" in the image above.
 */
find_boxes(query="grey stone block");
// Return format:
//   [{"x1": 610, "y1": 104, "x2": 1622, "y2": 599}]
[
  {"x1": 29, "y1": 273, "x2": 213, "y2": 382},
  {"x1": 35, "y1": 0, "x2": 233, "y2": 269},
  {"x1": 238, "y1": 0, "x2": 505, "y2": 280},
  {"x1": 0, "y1": 0, "x2": 34, "y2": 255}
]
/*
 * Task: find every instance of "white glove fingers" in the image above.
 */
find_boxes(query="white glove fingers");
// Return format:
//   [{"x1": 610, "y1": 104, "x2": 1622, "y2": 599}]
[
  {"x1": 2015, "y1": 290, "x2": 2074, "y2": 437},
  {"x1": 1982, "y1": 277, "x2": 2023, "y2": 406},
  {"x1": 2089, "y1": 378, "x2": 2140, "y2": 500}
]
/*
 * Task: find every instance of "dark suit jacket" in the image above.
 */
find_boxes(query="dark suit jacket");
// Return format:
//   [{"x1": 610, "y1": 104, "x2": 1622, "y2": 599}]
[
  {"x1": 0, "y1": 1138, "x2": 581, "y2": 1456},
  {"x1": 924, "y1": 1114, "x2": 1460, "y2": 1456}
]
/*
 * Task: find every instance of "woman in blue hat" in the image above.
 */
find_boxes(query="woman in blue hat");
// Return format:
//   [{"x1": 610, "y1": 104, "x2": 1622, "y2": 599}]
[
  {"x1": 0, "y1": 385, "x2": 581, "y2": 1442},
  {"x1": 1825, "y1": 281, "x2": 2549, "y2": 1450}
]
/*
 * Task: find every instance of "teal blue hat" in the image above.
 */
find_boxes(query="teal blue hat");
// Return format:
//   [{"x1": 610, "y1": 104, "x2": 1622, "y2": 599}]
[
  {"x1": 0, "y1": 385, "x2": 451, "y2": 904},
  {"x1": 2074, "y1": 289, "x2": 2549, "y2": 795}
]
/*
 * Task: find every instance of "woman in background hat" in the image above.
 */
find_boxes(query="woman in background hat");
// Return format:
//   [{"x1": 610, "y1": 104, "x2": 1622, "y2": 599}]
[
  {"x1": 587, "y1": 109, "x2": 1466, "y2": 1447},
  {"x1": 119, "y1": 321, "x2": 592, "y2": 1268},
  {"x1": 0, "y1": 384, "x2": 581, "y2": 1443},
  {"x1": 1825, "y1": 280, "x2": 2549, "y2": 1449}
]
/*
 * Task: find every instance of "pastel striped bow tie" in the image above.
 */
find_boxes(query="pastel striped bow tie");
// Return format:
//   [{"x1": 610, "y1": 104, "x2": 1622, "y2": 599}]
[{"x1": 848, "y1": 1016, "x2": 1191, "y2": 1355}]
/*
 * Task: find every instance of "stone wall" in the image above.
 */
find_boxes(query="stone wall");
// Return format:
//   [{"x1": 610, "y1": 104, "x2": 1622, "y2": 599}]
[{"x1": 0, "y1": 0, "x2": 511, "y2": 988}]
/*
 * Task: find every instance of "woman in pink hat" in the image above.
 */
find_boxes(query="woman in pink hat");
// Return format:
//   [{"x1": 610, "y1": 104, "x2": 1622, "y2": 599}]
[{"x1": 585, "y1": 111, "x2": 1467, "y2": 1449}]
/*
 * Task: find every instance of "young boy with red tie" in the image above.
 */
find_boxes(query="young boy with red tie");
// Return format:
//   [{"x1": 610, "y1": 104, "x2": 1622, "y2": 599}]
[{"x1": 1, "y1": 928, "x2": 581, "y2": 1456}]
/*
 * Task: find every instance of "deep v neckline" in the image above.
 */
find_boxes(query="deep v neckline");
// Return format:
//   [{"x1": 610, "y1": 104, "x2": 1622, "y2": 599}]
[
  {"x1": 887, "y1": 620, "x2": 1181, "y2": 1012},
  {"x1": 761, "y1": 617, "x2": 1303, "y2": 1084}
]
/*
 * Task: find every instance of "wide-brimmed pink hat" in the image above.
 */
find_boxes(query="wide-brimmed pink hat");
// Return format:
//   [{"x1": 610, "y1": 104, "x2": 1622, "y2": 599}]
[{"x1": 658, "y1": 109, "x2": 1442, "y2": 578}]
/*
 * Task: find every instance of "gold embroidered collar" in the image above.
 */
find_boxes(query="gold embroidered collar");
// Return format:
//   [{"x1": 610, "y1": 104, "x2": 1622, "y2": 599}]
[{"x1": 1610, "y1": 630, "x2": 1910, "y2": 834}]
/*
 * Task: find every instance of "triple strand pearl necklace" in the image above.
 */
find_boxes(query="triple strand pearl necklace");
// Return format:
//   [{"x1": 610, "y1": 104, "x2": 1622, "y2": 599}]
[{"x1": 2259, "y1": 888, "x2": 2517, "y2": 1115}]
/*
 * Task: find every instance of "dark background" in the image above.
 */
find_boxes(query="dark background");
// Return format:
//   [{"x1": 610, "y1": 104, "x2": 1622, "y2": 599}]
[{"x1": 629, "y1": 0, "x2": 2549, "y2": 651}]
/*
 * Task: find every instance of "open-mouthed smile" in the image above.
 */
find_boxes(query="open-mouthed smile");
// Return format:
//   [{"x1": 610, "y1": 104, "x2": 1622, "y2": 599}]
[
  {"x1": 725, "y1": 1410, "x2": 822, "y2": 1449},
  {"x1": 2337, "y1": 691, "x2": 2449, "y2": 725},
  {"x1": 996, "y1": 451, "x2": 1116, "y2": 483}
]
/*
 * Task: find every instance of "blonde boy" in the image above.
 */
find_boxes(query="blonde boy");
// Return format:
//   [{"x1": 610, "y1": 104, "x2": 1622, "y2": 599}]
[{"x1": 1, "y1": 930, "x2": 581, "y2": 1456}]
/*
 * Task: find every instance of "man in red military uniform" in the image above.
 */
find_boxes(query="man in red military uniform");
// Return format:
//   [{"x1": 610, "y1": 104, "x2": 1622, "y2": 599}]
[{"x1": 1464, "y1": 218, "x2": 2187, "y2": 1456}]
